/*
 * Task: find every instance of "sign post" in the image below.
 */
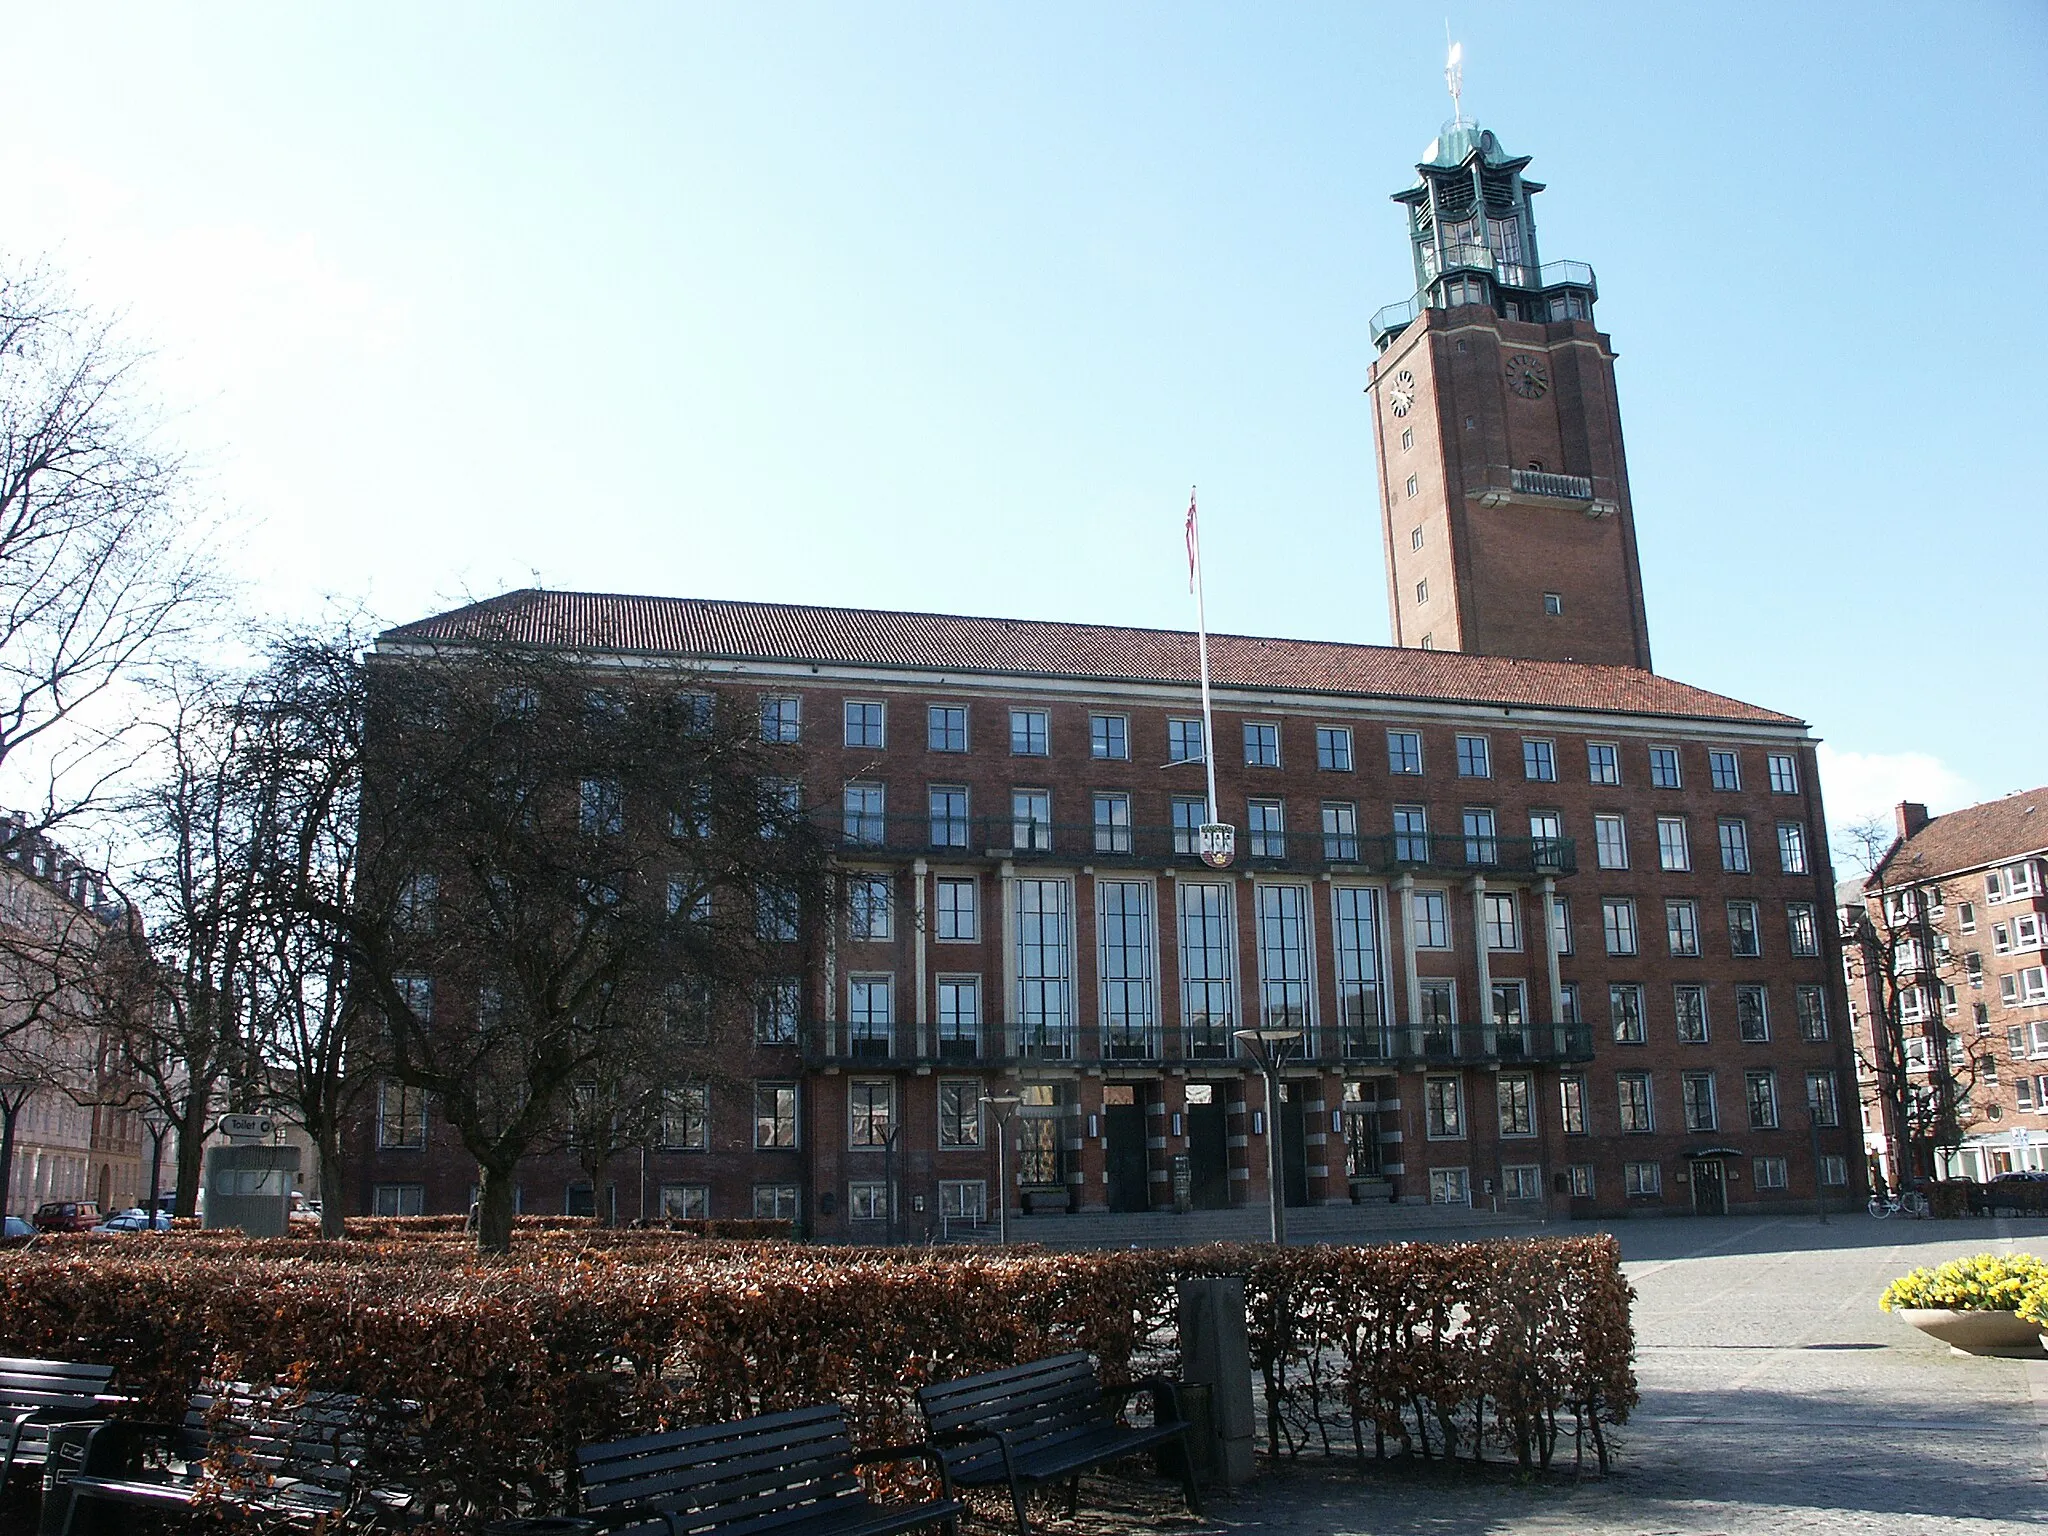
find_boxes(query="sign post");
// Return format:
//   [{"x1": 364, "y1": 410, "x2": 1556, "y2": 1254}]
[{"x1": 1185, "y1": 490, "x2": 1234, "y2": 868}]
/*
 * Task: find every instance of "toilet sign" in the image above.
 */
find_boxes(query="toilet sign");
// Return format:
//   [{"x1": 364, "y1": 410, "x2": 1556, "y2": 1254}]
[
  {"x1": 218, "y1": 1114, "x2": 275, "y2": 1143},
  {"x1": 1198, "y1": 823, "x2": 1236, "y2": 869}
]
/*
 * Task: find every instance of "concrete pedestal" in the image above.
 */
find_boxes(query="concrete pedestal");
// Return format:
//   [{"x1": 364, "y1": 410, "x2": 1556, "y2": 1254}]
[{"x1": 1176, "y1": 1276, "x2": 1256, "y2": 1486}]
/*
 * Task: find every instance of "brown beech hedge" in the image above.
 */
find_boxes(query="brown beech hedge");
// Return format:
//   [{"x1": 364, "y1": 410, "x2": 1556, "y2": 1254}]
[{"x1": 0, "y1": 1231, "x2": 1633, "y2": 1530}]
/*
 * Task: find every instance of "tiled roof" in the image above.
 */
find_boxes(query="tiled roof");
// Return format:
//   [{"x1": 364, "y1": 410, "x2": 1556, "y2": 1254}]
[
  {"x1": 1874, "y1": 787, "x2": 2048, "y2": 885},
  {"x1": 379, "y1": 589, "x2": 1805, "y2": 727}
]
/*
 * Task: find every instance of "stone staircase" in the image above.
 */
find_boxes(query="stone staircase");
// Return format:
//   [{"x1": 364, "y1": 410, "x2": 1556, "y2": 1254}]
[{"x1": 968, "y1": 1201, "x2": 1548, "y2": 1251}]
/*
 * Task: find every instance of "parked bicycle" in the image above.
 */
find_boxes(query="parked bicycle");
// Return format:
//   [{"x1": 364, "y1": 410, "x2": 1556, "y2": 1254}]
[{"x1": 1868, "y1": 1190, "x2": 1929, "y2": 1219}]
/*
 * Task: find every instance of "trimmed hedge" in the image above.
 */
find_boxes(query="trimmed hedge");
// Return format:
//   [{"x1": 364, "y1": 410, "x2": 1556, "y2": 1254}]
[{"x1": 0, "y1": 1234, "x2": 1633, "y2": 1529}]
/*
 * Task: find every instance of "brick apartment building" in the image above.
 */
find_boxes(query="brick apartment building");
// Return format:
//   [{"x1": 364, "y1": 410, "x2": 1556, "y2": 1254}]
[
  {"x1": 354, "y1": 108, "x2": 1862, "y2": 1233},
  {"x1": 1844, "y1": 790, "x2": 2048, "y2": 1188}
]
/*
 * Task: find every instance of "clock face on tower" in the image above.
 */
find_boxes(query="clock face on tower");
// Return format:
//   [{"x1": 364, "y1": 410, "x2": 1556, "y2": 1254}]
[
  {"x1": 1504, "y1": 353, "x2": 1549, "y2": 399},
  {"x1": 1390, "y1": 368, "x2": 1416, "y2": 418}
]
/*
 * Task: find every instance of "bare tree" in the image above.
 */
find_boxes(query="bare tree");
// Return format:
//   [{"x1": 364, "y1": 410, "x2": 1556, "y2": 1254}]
[
  {"x1": 1840, "y1": 816, "x2": 1982, "y2": 1192},
  {"x1": 283, "y1": 635, "x2": 832, "y2": 1253}
]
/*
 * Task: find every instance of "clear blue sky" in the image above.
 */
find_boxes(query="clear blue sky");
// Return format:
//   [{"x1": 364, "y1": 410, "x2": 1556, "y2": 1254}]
[{"x1": 5, "y1": 2, "x2": 2042, "y2": 834}]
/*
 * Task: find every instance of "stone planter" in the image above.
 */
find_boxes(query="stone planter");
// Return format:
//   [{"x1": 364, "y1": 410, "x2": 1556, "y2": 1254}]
[{"x1": 1895, "y1": 1307, "x2": 2047, "y2": 1358}]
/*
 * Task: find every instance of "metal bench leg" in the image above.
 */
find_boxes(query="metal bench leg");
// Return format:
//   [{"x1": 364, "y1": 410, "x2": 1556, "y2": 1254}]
[{"x1": 1066, "y1": 1475, "x2": 1079, "y2": 1515}]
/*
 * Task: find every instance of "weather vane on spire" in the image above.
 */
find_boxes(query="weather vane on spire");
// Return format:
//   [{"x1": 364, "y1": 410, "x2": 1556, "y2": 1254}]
[{"x1": 1445, "y1": 35, "x2": 1466, "y2": 124}]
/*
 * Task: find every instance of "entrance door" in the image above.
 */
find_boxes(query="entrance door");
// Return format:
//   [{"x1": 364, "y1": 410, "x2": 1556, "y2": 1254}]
[
  {"x1": 1186, "y1": 1091, "x2": 1230, "y2": 1210},
  {"x1": 1691, "y1": 1159, "x2": 1727, "y2": 1216},
  {"x1": 1280, "y1": 1083, "x2": 1311, "y2": 1208},
  {"x1": 1105, "y1": 1100, "x2": 1150, "y2": 1213}
]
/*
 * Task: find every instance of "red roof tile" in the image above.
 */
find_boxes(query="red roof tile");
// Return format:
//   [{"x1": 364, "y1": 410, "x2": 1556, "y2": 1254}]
[
  {"x1": 1874, "y1": 787, "x2": 2048, "y2": 884},
  {"x1": 379, "y1": 589, "x2": 1805, "y2": 727}
]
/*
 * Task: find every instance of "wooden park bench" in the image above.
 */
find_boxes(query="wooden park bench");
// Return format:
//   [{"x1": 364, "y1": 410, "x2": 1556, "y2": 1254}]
[
  {"x1": 576, "y1": 1401, "x2": 963, "y2": 1536},
  {"x1": 52, "y1": 1380, "x2": 412, "y2": 1533},
  {"x1": 914, "y1": 1352, "x2": 1200, "y2": 1536},
  {"x1": 0, "y1": 1356, "x2": 118, "y2": 1500}
]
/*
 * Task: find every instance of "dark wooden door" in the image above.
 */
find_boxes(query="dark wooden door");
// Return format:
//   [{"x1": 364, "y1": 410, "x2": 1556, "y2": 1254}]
[
  {"x1": 1281, "y1": 1083, "x2": 1311, "y2": 1208},
  {"x1": 1105, "y1": 1103, "x2": 1150, "y2": 1212},
  {"x1": 1186, "y1": 1100, "x2": 1230, "y2": 1210},
  {"x1": 1691, "y1": 1159, "x2": 1726, "y2": 1216}
]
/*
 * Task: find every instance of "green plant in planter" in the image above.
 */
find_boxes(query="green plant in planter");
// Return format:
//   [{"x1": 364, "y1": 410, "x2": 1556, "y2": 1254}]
[{"x1": 1881, "y1": 1252, "x2": 2048, "y2": 1313}]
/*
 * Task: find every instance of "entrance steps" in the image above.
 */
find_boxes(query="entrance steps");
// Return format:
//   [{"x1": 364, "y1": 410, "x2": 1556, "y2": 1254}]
[{"x1": 986, "y1": 1200, "x2": 1543, "y2": 1251}]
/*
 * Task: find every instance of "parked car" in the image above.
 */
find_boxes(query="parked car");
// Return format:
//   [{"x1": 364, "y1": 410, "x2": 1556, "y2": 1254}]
[
  {"x1": 31, "y1": 1200, "x2": 100, "y2": 1233},
  {"x1": 92, "y1": 1208, "x2": 172, "y2": 1233},
  {"x1": 1991, "y1": 1170, "x2": 2048, "y2": 1183},
  {"x1": 1, "y1": 1215, "x2": 35, "y2": 1248}
]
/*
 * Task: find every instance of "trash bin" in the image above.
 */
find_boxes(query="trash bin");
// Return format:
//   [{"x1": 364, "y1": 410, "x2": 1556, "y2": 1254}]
[
  {"x1": 1155, "y1": 1381, "x2": 1213, "y2": 1481},
  {"x1": 39, "y1": 1423, "x2": 98, "y2": 1536}
]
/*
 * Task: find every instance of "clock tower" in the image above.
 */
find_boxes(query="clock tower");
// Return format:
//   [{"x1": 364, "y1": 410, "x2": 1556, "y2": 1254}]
[{"x1": 1366, "y1": 114, "x2": 1653, "y2": 671}]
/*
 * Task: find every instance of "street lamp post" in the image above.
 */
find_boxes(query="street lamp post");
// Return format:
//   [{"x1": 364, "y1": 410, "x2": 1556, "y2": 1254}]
[
  {"x1": 983, "y1": 1093, "x2": 1021, "y2": 1245},
  {"x1": 139, "y1": 1106, "x2": 169, "y2": 1229},
  {"x1": 1234, "y1": 1028, "x2": 1303, "y2": 1245},
  {"x1": 1808, "y1": 1105, "x2": 1828, "y2": 1225}
]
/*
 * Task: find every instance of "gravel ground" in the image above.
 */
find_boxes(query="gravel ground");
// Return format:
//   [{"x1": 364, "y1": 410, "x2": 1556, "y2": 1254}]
[{"x1": 1028, "y1": 1215, "x2": 2048, "y2": 1536}]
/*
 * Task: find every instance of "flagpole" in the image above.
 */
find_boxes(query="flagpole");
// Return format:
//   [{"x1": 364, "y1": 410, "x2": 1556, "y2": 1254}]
[{"x1": 1188, "y1": 488, "x2": 1220, "y2": 826}]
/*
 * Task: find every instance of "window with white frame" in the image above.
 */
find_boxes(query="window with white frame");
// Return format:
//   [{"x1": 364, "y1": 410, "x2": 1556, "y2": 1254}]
[
  {"x1": 847, "y1": 1182, "x2": 888, "y2": 1222},
  {"x1": 1168, "y1": 718, "x2": 1205, "y2": 766},
  {"x1": 1960, "y1": 901, "x2": 1977, "y2": 932},
  {"x1": 1737, "y1": 985, "x2": 1770, "y2": 1042},
  {"x1": 1331, "y1": 886, "x2": 1386, "y2": 1043},
  {"x1": 1097, "y1": 881, "x2": 1157, "y2": 1054},
  {"x1": 1012, "y1": 789, "x2": 1052, "y2": 851},
  {"x1": 1602, "y1": 897, "x2": 1639, "y2": 956},
  {"x1": 1093, "y1": 793, "x2": 1133, "y2": 854},
  {"x1": 938, "y1": 1180, "x2": 987, "y2": 1223},
  {"x1": 1681, "y1": 1071, "x2": 1717, "y2": 1131},
  {"x1": 1498, "y1": 1072, "x2": 1534, "y2": 1136},
  {"x1": 1462, "y1": 807, "x2": 1497, "y2": 865},
  {"x1": 1316, "y1": 725, "x2": 1353, "y2": 771},
  {"x1": 1247, "y1": 799, "x2": 1286, "y2": 858},
  {"x1": 1455, "y1": 734, "x2": 1491, "y2": 778},
  {"x1": 1243, "y1": 721, "x2": 1281, "y2": 767},
  {"x1": 1569, "y1": 1164, "x2": 1595, "y2": 1197},
  {"x1": 1767, "y1": 753, "x2": 1799, "y2": 793},
  {"x1": 936, "y1": 976, "x2": 980, "y2": 1053},
  {"x1": 1502, "y1": 1164, "x2": 1542, "y2": 1200},
  {"x1": 1594, "y1": 814, "x2": 1629, "y2": 869},
  {"x1": 1015, "y1": 879, "x2": 1074, "y2": 1056},
  {"x1": 1667, "y1": 899, "x2": 1700, "y2": 957},
  {"x1": 377, "y1": 1080, "x2": 426, "y2": 1149},
  {"x1": 1821, "y1": 1156, "x2": 1847, "y2": 1187},
  {"x1": 1412, "y1": 888, "x2": 1451, "y2": 948},
  {"x1": 1485, "y1": 892, "x2": 1520, "y2": 951},
  {"x1": 1387, "y1": 730, "x2": 1423, "y2": 775},
  {"x1": 936, "y1": 877, "x2": 978, "y2": 940},
  {"x1": 2022, "y1": 966, "x2": 2048, "y2": 1004},
  {"x1": 1728, "y1": 900, "x2": 1761, "y2": 957},
  {"x1": 1523, "y1": 738, "x2": 1556, "y2": 782},
  {"x1": 753, "y1": 1184, "x2": 800, "y2": 1220},
  {"x1": 848, "y1": 1080, "x2": 894, "y2": 1147},
  {"x1": 1090, "y1": 714, "x2": 1129, "y2": 760},
  {"x1": 938, "y1": 1080, "x2": 983, "y2": 1148},
  {"x1": 1587, "y1": 742, "x2": 1620, "y2": 785},
  {"x1": 1551, "y1": 893, "x2": 1574, "y2": 955},
  {"x1": 1674, "y1": 984, "x2": 1709, "y2": 1043},
  {"x1": 661, "y1": 1084, "x2": 710, "y2": 1150},
  {"x1": 929, "y1": 786, "x2": 970, "y2": 849},
  {"x1": 754, "y1": 978, "x2": 800, "y2": 1044},
  {"x1": 761, "y1": 696, "x2": 802, "y2": 743},
  {"x1": 928, "y1": 705, "x2": 968, "y2": 752},
  {"x1": 1753, "y1": 1156, "x2": 1788, "y2": 1190},
  {"x1": 755, "y1": 1082, "x2": 798, "y2": 1148},
  {"x1": 1429, "y1": 1167, "x2": 1471, "y2": 1205},
  {"x1": 843, "y1": 783, "x2": 885, "y2": 846},
  {"x1": 1559, "y1": 1075, "x2": 1588, "y2": 1135},
  {"x1": 1624, "y1": 1161, "x2": 1662, "y2": 1196},
  {"x1": 1172, "y1": 797, "x2": 1206, "y2": 855},
  {"x1": 1787, "y1": 902, "x2": 1820, "y2": 957},
  {"x1": 1611, "y1": 983, "x2": 1646, "y2": 1044},
  {"x1": 1010, "y1": 709, "x2": 1049, "y2": 756},
  {"x1": 1709, "y1": 750, "x2": 1741, "y2": 791},
  {"x1": 1718, "y1": 818, "x2": 1751, "y2": 873},
  {"x1": 2016, "y1": 913, "x2": 2044, "y2": 952},
  {"x1": 848, "y1": 976, "x2": 894, "y2": 1053},
  {"x1": 2011, "y1": 862, "x2": 2042, "y2": 898},
  {"x1": 1424, "y1": 1076, "x2": 1463, "y2": 1137},
  {"x1": 580, "y1": 778, "x2": 624, "y2": 836},
  {"x1": 1806, "y1": 1070, "x2": 1840, "y2": 1126},
  {"x1": 1178, "y1": 882, "x2": 1237, "y2": 1050},
  {"x1": 844, "y1": 700, "x2": 885, "y2": 748},
  {"x1": 1648, "y1": 746, "x2": 1681, "y2": 788},
  {"x1": 1656, "y1": 817, "x2": 1690, "y2": 872},
  {"x1": 1796, "y1": 985, "x2": 1828, "y2": 1041},
  {"x1": 1777, "y1": 822, "x2": 1809, "y2": 875},
  {"x1": 1746, "y1": 1070, "x2": 1779, "y2": 1129},
  {"x1": 1491, "y1": 980, "x2": 1526, "y2": 1036},
  {"x1": 1617, "y1": 1072, "x2": 1654, "y2": 1132},
  {"x1": 1256, "y1": 884, "x2": 1313, "y2": 1031},
  {"x1": 1394, "y1": 804, "x2": 1430, "y2": 861},
  {"x1": 1322, "y1": 802, "x2": 1360, "y2": 862}
]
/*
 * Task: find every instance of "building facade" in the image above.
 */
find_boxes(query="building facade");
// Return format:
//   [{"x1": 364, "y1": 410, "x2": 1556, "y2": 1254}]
[
  {"x1": 362, "y1": 594, "x2": 1859, "y2": 1234},
  {"x1": 1845, "y1": 790, "x2": 2048, "y2": 1187},
  {"x1": 354, "y1": 107, "x2": 1860, "y2": 1234}
]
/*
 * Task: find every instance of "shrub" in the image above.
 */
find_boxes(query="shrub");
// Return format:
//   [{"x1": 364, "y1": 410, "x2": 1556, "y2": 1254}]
[
  {"x1": 1881, "y1": 1252, "x2": 2048, "y2": 1312},
  {"x1": 0, "y1": 1234, "x2": 1633, "y2": 1531}
]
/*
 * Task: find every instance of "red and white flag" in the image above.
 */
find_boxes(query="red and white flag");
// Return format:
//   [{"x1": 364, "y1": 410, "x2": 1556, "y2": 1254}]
[{"x1": 1184, "y1": 490, "x2": 1199, "y2": 593}]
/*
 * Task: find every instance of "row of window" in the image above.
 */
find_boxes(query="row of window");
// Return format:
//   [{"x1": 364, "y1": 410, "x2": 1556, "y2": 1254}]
[
  {"x1": 369, "y1": 1181, "x2": 808, "y2": 1222},
  {"x1": 1882, "y1": 863, "x2": 2043, "y2": 930},
  {"x1": 1593, "y1": 812, "x2": 1807, "y2": 875},
  {"x1": 1420, "y1": 1154, "x2": 1849, "y2": 1206},
  {"x1": 811, "y1": 694, "x2": 1805, "y2": 792},
  {"x1": 377, "y1": 1080, "x2": 801, "y2": 1152},
  {"x1": 1421, "y1": 1066, "x2": 1841, "y2": 1140}
]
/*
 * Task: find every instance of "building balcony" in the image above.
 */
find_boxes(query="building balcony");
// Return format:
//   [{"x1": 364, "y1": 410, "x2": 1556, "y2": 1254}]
[
  {"x1": 1370, "y1": 258, "x2": 1599, "y2": 348},
  {"x1": 1509, "y1": 467, "x2": 1593, "y2": 501},
  {"x1": 832, "y1": 815, "x2": 1575, "y2": 879}
]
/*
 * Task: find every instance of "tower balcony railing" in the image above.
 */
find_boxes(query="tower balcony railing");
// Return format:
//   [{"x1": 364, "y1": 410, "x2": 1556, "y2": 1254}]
[
  {"x1": 1510, "y1": 468, "x2": 1594, "y2": 501},
  {"x1": 831, "y1": 814, "x2": 1575, "y2": 878},
  {"x1": 1371, "y1": 258, "x2": 1600, "y2": 348}
]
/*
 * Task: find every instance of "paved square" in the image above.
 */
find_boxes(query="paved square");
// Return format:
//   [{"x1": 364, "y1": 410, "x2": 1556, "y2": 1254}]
[{"x1": 1198, "y1": 1216, "x2": 2048, "y2": 1536}]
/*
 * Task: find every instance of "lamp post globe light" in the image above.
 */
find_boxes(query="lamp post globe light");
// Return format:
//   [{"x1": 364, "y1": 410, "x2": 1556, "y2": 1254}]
[
  {"x1": 138, "y1": 1105, "x2": 170, "y2": 1230},
  {"x1": 1233, "y1": 1028, "x2": 1303, "y2": 1245},
  {"x1": 982, "y1": 1093, "x2": 1022, "y2": 1245}
]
